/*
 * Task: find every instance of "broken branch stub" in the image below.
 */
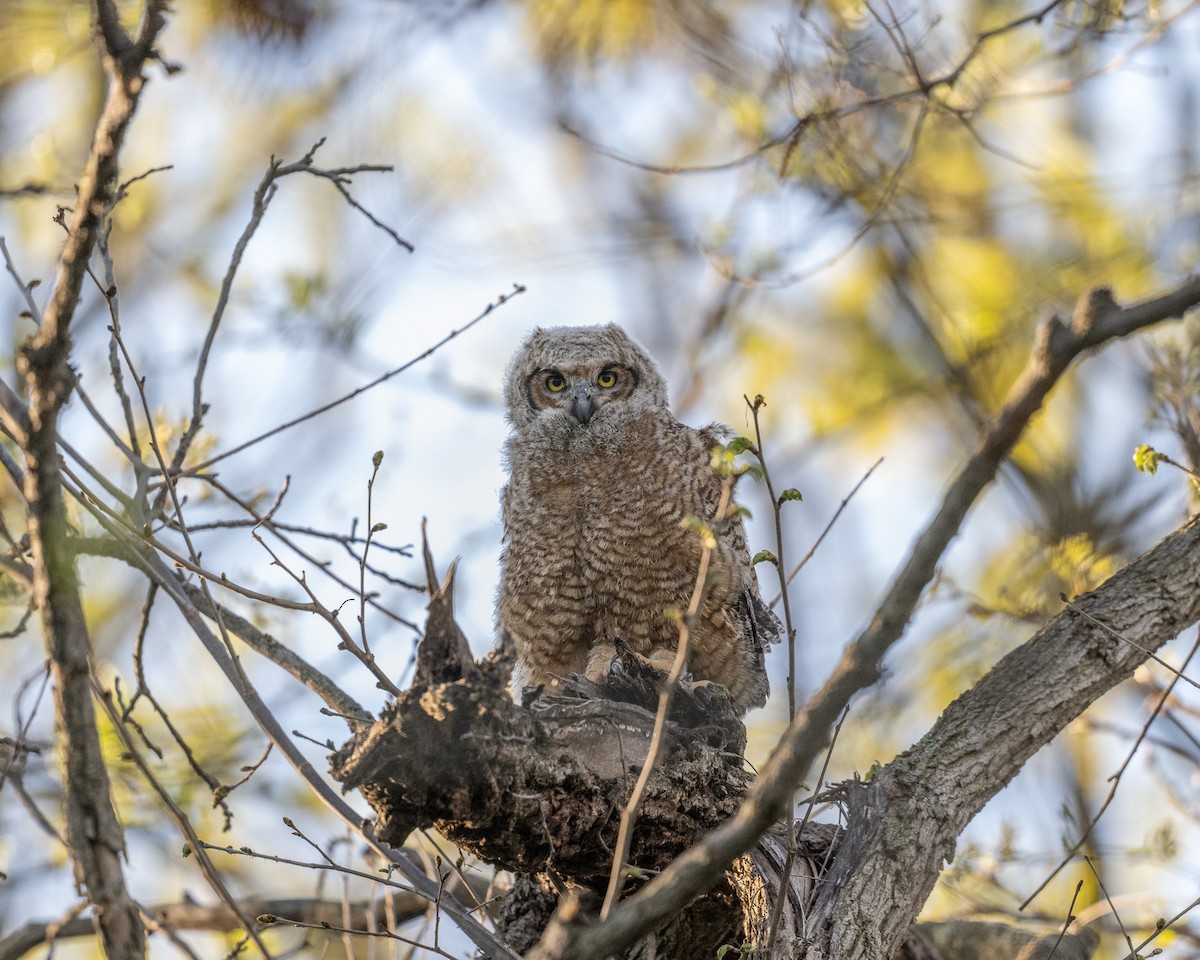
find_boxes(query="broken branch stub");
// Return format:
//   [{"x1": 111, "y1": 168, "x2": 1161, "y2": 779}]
[{"x1": 330, "y1": 640, "x2": 752, "y2": 885}]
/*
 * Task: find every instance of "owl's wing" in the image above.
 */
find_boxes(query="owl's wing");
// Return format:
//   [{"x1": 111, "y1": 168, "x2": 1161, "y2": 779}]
[{"x1": 742, "y1": 588, "x2": 782, "y2": 661}]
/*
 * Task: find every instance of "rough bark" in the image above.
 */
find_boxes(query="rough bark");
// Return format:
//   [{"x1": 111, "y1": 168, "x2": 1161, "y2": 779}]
[
  {"x1": 331, "y1": 646, "x2": 752, "y2": 885},
  {"x1": 804, "y1": 514, "x2": 1200, "y2": 960}
]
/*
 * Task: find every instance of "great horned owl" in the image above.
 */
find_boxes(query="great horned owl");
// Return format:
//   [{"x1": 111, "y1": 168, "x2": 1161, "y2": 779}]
[{"x1": 497, "y1": 323, "x2": 779, "y2": 711}]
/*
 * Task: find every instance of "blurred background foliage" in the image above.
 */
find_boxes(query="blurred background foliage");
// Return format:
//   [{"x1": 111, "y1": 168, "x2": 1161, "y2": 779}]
[{"x1": 2, "y1": 0, "x2": 1200, "y2": 955}]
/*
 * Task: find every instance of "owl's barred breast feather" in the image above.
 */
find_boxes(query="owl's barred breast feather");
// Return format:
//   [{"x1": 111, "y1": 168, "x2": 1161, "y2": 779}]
[{"x1": 496, "y1": 323, "x2": 780, "y2": 712}]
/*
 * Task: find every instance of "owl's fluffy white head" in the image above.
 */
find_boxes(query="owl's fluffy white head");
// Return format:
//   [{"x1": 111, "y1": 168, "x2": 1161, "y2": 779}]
[{"x1": 503, "y1": 323, "x2": 669, "y2": 432}]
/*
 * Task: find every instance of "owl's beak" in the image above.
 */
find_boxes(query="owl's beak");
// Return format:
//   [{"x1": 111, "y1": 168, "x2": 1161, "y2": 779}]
[{"x1": 569, "y1": 386, "x2": 598, "y2": 425}]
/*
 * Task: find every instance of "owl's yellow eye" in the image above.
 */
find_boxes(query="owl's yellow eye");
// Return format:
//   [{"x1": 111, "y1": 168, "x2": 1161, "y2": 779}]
[
  {"x1": 545, "y1": 374, "x2": 567, "y2": 393},
  {"x1": 597, "y1": 370, "x2": 618, "y2": 389}
]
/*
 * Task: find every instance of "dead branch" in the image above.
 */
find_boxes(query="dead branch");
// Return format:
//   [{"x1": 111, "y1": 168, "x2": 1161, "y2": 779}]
[
  {"x1": 333, "y1": 558, "x2": 748, "y2": 884},
  {"x1": 333, "y1": 648, "x2": 751, "y2": 884}
]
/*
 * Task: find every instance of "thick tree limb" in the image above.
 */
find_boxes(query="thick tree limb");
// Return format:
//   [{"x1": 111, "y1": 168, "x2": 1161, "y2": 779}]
[
  {"x1": 15, "y1": 4, "x2": 167, "y2": 959},
  {"x1": 807, "y1": 514, "x2": 1200, "y2": 959},
  {"x1": 527, "y1": 280, "x2": 1200, "y2": 959}
]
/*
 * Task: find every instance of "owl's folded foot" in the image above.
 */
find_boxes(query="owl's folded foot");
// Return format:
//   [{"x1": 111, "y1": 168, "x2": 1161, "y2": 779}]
[
  {"x1": 532, "y1": 639, "x2": 745, "y2": 750},
  {"x1": 584, "y1": 640, "x2": 672, "y2": 684},
  {"x1": 585, "y1": 639, "x2": 724, "y2": 711}
]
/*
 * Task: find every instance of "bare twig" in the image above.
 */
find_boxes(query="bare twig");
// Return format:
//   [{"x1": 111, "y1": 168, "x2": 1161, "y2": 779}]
[
  {"x1": 0, "y1": 896, "x2": 445, "y2": 960},
  {"x1": 185, "y1": 283, "x2": 526, "y2": 475},
  {"x1": 257, "y1": 915, "x2": 453, "y2": 959},
  {"x1": 0, "y1": 181, "x2": 58, "y2": 200},
  {"x1": 93, "y1": 213, "x2": 145, "y2": 472},
  {"x1": 115, "y1": 581, "x2": 252, "y2": 829},
  {"x1": 1154, "y1": 450, "x2": 1200, "y2": 482},
  {"x1": 564, "y1": 0, "x2": 1068, "y2": 180},
  {"x1": 1082, "y1": 856, "x2": 1135, "y2": 957},
  {"x1": 746, "y1": 396, "x2": 799, "y2": 717},
  {"x1": 174, "y1": 580, "x2": 373, "y2": 725},
  {"x1": 715, "y1": 99, "x2": 932, "y2": 288},
  {"x1": 252, "y1": 532, "x2": 404, "y2": 699},
  {"x1": 178, "y1": 514, "x2": 414, "y2": 558},
  {"x1": 0, "y1": 377, "x2": 30, "y2": 448},
  {"x1": 93, "y1": 680, "x2": 273, "y2": 959},
  {"x1": 8, "y1": 766, "x2": 65, "y2": 845},
  {"x1": 1120, "y1": 886, "x2": 1200, "y2": 959},
  {"x1": 931, "y1": 0, "x2": 1068, "y2": 90},
  {"x1": 165, "y1": 139, "x2": 410, "y2": 482},
  {"x1": 3, "y1": 677, "x2": 63, "y2": 849},
  {"x1": 201, "y1": 840, "x2": 419, "y2": 888},
  {"x1": 0, "y1": 236, "x2": 43, "y2": 325},
  {"x1": 2, "y1": 665, "x2": 51, "y2": 796},
  {"x1": 772, "y1": 457, "x2": 883, "y2": 605},
  {"x1": 201, "y1": 474, "x2": 422, "y2": 620},
  {"x1": 1043, "y1": 879, "x2": 1084, "y2": 960},
  {"x1": 1056, "y1": 594, "x2": 1200, "y2": 692},
  {"x1": 1020, "y1": 629, "x2": 1200, "y2": 908},
  {"x1": 358, "y1": 453, "x2": 385, "y2": 658},
  {"x1": 599, "y1": 478, "x2": 733, "y2": 919}
]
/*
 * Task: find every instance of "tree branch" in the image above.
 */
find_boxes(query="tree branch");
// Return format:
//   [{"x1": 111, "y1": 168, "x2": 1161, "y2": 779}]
[
  {"x1": 809, "y1": 513, "x2": 1200, "y2": 959},
  {"x1": 14, "y1": 4, "x2": 168, "y2": 958},
  {"x1": 92, "y1": 680, "x2": 272, "y2": 959}
]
